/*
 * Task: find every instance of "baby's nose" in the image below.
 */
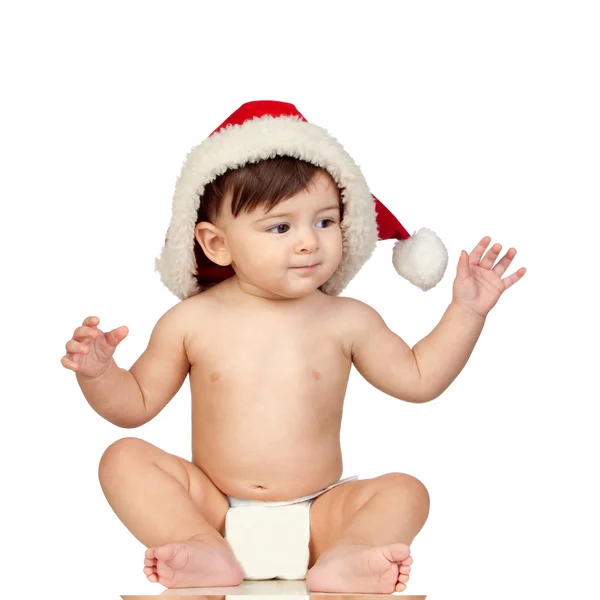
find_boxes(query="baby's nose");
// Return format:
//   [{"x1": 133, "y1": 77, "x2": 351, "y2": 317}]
[{"x1": 294, "y1": 228, "x2": 319, "y2": 252}]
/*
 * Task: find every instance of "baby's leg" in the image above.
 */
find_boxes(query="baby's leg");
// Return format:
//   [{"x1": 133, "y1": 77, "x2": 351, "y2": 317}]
[
  {"x1": 98, "y1": 437, "x2": 243, "y2": 587},
  {"x1": 98, "y1": 436, "x2": 227, "y2": 547}
]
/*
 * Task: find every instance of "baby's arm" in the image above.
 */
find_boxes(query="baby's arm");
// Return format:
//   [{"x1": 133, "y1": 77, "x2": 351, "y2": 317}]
[
  {"x1": 345, "y1": 299, "x2": 426, "y2": 403},
  {"x1": 128, "y1": 303, "x2": 191, "y2": 425},
  {"x1": 76, "y1": 303, "x2": 190, "y2": 427},
  {"x1": 346, "y1": 297, "x2": 485, "y2": 403}
]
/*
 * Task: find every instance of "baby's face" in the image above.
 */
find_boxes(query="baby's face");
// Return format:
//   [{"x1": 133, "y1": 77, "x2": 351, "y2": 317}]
[{"x1": 219, "y1": 171, "x2": 344, "y2": 299}]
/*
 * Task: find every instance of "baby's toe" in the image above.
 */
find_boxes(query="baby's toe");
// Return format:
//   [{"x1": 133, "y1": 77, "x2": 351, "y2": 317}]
[
  {"x1": 145, "y1": 548, "x2": 157, "y2": 560},
  {"x1": 398, "y1": 573, "x2": 409, "y2": 584},
  {"x1": 154, "y1": 543, "x2": 178, "y2": 562},
  {"x1": 399, "y1": 564, "x2": 411, "y2": 575},
  {"x1": 144, "y1": 557, "x2": 156, "y2": 567},
  {"x1": 396, "y1": 582, "x2": 407, "y2": 592}
]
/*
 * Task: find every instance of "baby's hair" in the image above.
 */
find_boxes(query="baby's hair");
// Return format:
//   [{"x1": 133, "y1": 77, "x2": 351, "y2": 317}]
[{"x1": 193, "y1": 156, "x2": 344, "y2": 288}]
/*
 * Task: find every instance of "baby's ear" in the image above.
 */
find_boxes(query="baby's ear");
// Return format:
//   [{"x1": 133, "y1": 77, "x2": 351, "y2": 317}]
[{"x1": 194, "y1": 222, "x2": 232, "y2": 266}]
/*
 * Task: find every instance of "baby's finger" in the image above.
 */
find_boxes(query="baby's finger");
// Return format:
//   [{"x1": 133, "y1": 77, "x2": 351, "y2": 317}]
[
  {"x1": 66, "y1": 339, "x2": 89, "y2": 354},
  {"x1": 61, "y1": 355, "x2": 80, "y2": 371},
  {"x1": 104, "y1": 326, "x2": 128, "y2": 348},
  {"x1": 83, "y1": 316, "x2": 100, "y2": 326},
  {"x1": 66, "y1": 351, "x2": 82, "y2": 363},
  {"x1": 469, "y1": 236, "x2": 491, "y2": 265},
  {"x1": 73, "y1": 325, "x2": 101, "y2": 342},
  {"x1": 480, "y1": 243, "x2": 502, "y2": 270},
  {"x1": 492, "y1": 248, "x2": 516, "y2": 277}
]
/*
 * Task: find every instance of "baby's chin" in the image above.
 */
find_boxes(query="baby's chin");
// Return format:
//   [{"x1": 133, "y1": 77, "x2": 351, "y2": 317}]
[{"x1": 243, "y1": 265, "x2": 335, "y2": 299}]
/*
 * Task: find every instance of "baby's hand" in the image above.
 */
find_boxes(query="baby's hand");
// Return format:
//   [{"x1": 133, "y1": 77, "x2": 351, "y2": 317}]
[{"x1": 61, "y1": 316, "x2": 128, "y2": 380}]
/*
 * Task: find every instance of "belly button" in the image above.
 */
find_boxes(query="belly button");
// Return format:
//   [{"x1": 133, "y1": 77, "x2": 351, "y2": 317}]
[{"x1": 252, "y1": 485, "x2": 267, "y2": 491}]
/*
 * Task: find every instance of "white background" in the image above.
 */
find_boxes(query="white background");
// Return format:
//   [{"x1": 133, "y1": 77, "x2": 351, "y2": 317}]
[{"x1": 1, "y1": 1, "x2": 599, "y2": 598}]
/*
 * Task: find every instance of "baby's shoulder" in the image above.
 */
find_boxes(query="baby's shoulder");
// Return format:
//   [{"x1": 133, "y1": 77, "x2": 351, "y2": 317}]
[
  {"x1": 326, "y1": 296, "x2": 379, "y2": 358},
  {"x1": 170, "y1": 293, "x2": 225, "y2": 353},
  {"x1": 162, "y1": 292, "x2": 217, "y2": 335},
  {"x1": 177, "y1": 292, "x2": 218, "y2": 320},
  {"x1": 329, "y1": 295, "x2": 375, "y2": 320}
]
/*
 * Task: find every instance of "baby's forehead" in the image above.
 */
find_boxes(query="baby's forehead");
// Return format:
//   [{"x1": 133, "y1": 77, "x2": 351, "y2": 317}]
[{"x1": 259, "y1": 189, "x2": 341, "y2": 217}]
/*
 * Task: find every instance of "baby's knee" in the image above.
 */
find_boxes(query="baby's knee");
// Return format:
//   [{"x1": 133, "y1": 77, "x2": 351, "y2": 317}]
[
  {"x1": 380, "y1": 473, "x2": 430, "y2": 506},
  {"x1": 98, "y1": 436, "x2": 151, "y2": 482}
]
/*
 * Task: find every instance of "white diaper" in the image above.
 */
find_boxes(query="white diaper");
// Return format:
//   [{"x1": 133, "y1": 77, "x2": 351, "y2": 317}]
[{"x1": 224, "y1": 475, "x2": 358, "y2": 580}]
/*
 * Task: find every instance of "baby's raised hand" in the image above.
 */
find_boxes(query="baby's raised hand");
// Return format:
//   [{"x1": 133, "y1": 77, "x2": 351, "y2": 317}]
[
  {"x1": 452, "y1": 236, "x2": 526, "y2": 318},
  {"x1": 61, "y1": 316, "x2": 128, "y2": 380}
]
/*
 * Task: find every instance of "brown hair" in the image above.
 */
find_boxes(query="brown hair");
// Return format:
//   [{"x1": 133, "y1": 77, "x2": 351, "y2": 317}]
[{"x1": 193, "y1": 156, "x2": 343, "y2": 288}]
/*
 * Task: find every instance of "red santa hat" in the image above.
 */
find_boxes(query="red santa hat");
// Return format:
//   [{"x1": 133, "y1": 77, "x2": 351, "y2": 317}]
[{"x1": 155, "y1": 100, "x2": 448, "y2": 300}]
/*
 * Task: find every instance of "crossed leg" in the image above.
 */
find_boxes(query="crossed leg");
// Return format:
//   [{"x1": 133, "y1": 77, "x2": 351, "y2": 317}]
[
  {"x1": 100, "y1": 438, "x2": 428, "y2": 592},
  {"x1": 307, "y1": 472, "x2": 430, "y2": 593}
]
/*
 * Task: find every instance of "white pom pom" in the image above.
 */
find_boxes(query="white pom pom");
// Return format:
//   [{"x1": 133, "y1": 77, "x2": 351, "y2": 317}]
[{"x1": 392, "y1": 228, "x2": 448, "y2": 291}]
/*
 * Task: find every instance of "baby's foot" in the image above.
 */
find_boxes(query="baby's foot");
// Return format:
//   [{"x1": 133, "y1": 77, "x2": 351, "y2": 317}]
[
  {"x1": 305, "y1": 542, "x2": 413, "y2": 593},
  {"x1": 143, "y1": 537, "x2": 245, "y2": 589}
]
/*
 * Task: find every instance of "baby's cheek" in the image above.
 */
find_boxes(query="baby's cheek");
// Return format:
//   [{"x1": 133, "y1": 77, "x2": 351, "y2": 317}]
[
  {"x1": 251, "y1": 251, "x2": 282, "y2": 273},
  {"x1": 331, "y1": 239, "x2": 344, "y2": 263}
]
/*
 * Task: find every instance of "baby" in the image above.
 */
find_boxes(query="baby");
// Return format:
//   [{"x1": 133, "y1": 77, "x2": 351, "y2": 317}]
[{"x1": 61, "y1": 101, "x2": 525, "y2": 593}]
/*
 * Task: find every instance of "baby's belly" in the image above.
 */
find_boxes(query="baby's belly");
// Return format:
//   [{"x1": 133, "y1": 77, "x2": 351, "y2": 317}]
[{"x1": 190, "y1": 409, "x2": 345, "y2": 501}]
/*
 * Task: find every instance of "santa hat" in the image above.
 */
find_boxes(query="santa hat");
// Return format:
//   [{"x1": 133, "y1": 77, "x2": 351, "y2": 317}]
[{"x1": 155, "y1": 100, "x2": 448, "y2": 300}]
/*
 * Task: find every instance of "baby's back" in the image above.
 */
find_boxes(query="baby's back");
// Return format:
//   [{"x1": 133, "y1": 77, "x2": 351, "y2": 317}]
[{"x1": 183, "y1": 283, "x2": 353, "y2": 501}]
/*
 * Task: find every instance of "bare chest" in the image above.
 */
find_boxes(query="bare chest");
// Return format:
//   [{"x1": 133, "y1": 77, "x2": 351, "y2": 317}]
[{"x1": 188, "y1": 311, "x2": 350, "y2": 398}]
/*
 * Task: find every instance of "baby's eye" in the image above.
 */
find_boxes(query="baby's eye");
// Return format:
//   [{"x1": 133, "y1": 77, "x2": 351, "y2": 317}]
[
  {"x1": 266, "y1": 219, "x2": 336, "y2": 234},
  {"x1": 317, "y1": 218, "x2": 335, "y2": 228},
  {"x1": 267, "y1": 224, "x2": 289, "y2": 234}
]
